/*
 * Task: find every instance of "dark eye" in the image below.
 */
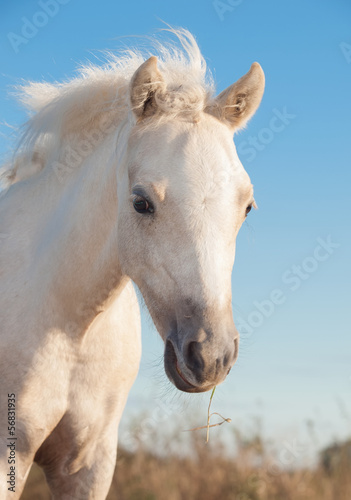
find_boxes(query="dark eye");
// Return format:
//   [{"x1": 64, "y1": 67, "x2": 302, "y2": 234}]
[
  {"x1": 245, "y1": 204, "x2": 252, "y2": 216},
  {"x1": 133, "y1": 196, "x2": 154, "y2": 214}
]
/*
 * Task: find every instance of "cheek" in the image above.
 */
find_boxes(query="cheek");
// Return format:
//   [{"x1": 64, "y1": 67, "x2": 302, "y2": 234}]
[{"x1": 117, "y1": 213, "x2": 159, "y2": 276}]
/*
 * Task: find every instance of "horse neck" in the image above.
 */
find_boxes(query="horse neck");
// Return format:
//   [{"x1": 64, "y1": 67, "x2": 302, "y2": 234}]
[{"x1": 35, "y1": 119, "x2": 131, "y2": 332}]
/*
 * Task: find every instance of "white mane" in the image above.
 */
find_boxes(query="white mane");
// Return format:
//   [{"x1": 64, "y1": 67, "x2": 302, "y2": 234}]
[{"x1": 1, "y1": 28, "x2": 215, "y2": 187}]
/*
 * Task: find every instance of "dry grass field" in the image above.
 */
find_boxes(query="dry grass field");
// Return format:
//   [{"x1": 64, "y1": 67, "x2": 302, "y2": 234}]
[{"x1": 20, "y1": 423, "x2": 351, "y2": 500}]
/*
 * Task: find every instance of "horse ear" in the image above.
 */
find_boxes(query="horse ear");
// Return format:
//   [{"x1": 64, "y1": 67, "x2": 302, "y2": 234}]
[
  {"x1": 207, "y1": 62, "x2": 265, "y2": 132},
  {"x1": 130, "y1": 56, "x2": 165, "y2": 120}
]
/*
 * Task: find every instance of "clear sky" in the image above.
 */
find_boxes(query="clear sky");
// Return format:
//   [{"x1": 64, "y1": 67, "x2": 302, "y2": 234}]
[{"x1": 1, "y1": 0, "x2": 350, "y2": 459}]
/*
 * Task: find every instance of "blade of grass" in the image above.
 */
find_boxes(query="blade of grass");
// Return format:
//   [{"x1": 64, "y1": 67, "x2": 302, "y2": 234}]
[
  {"x1": 183, "y1": 386, "x2": 232, "y2": 442},
  {"x1": 206, "y1": 386, "x2": 216, "y2": 443}
]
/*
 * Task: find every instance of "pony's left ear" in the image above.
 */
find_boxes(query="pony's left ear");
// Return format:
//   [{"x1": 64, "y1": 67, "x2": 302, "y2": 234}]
[
  {"x1": 207, "y1": 62, "x2": 265, "y2": 132},
  {"x1": 130, "y1": 56, "x2": 165, "y2": 121}
]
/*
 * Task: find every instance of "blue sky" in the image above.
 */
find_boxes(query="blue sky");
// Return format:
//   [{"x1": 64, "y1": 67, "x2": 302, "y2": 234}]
[{"x1": 1, "y1": 0, "x2": 350, "y2": 458}]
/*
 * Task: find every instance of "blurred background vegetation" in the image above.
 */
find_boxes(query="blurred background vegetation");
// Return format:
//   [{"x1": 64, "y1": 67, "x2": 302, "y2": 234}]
[{"x1": 21, "y1": 413, "x2": 351, "y2": 500}]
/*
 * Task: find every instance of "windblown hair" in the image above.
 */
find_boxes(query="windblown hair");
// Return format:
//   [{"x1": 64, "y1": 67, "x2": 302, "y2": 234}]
[{"x1": 1, "y1": 28, "x2": 215, "y2": 187}]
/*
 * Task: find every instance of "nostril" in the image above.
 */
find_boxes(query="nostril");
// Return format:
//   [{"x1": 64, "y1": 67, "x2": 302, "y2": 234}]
[{"x1": 185, "y1": 341, "x2": 204, "y2": 372}]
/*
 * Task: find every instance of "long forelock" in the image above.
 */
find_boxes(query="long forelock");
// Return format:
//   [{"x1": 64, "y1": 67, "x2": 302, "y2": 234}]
[{"x1": 1, "y1": 28, "x2": 216, "y2": 187}]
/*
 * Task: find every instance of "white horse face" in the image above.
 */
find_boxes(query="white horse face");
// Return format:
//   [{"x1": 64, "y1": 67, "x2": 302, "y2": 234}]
[{"x1": 117, "y1": 57, "x2": 265, "y2": 393}]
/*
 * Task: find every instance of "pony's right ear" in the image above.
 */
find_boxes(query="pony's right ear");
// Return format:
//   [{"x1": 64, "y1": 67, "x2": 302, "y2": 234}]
[{"x1": 129, "y1": 56, "x2": 165, "y2": 120}]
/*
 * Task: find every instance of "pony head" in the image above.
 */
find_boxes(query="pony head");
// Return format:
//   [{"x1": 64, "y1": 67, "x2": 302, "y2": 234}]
[{"x1": 117, "y1": 42, "x2": 264, "y2": 393}]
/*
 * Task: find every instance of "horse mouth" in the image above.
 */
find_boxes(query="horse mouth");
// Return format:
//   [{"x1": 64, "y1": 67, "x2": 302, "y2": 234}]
[
  {"x1": 175, "y1": 359, "x2": 192, "y2": 385},
  {"x1": 164, "y1": 340, "x2": 213, "y2": 393}
]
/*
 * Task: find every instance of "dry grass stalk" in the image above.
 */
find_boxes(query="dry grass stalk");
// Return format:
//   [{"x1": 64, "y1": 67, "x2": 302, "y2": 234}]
[{"x1": 184, "y1": 386, "x2": 232, "y2": 443}]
